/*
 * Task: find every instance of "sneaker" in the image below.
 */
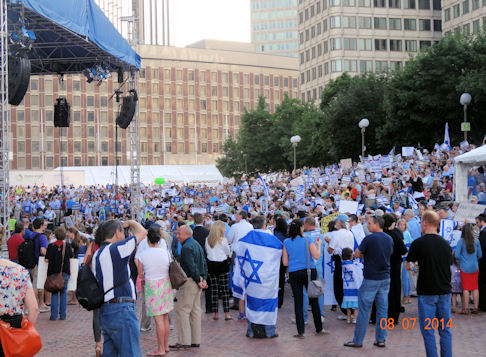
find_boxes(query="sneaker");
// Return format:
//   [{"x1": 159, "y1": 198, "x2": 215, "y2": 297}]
[
  {"x1": 140, "y1": 326, "x2": 152, "y2": 332},
  {"x1": 291, "y1": 318, "x2": 308, "y2": 325},
  {"x1": 352, "y1": 318, "x2": 357, "y2": 324},
  {"x1": 39, "y1": 306, "x2": 50, "y2": 313},
  {"x1": 238, "y1": 313, "x2": 247, "y2": 322},
  {"x1": 321, "y1": 316, "x2": 326, "y2": 323},
  {"x1": 337, "y1": 314, "x2": 348, "y2": 320}
]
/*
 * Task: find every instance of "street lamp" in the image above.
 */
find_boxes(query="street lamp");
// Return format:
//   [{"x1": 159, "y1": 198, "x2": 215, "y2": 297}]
[
  {"x1": 290, "y1": 135, "x2": 301, "y2": 172},
  {"x1": 460, "y1": 93, "x2": 472, "y2": 142},
  {"x1": 358, "y1": 118, "x2": 370, "y2": 157},
  {"x1": 241, "y1": 151, "x2": 248, "y2": 173}
]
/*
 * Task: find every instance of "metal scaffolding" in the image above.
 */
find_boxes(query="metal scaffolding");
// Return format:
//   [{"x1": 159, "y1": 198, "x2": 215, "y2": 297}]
[{"x1": 0, "y1": 0, "x2": 9, "y2": 251}]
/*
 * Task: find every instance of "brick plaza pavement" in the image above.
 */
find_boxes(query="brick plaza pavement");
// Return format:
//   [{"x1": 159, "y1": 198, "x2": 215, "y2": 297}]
[{"x1": 36, "y1": 288, "x2": 486, "y2": 357}]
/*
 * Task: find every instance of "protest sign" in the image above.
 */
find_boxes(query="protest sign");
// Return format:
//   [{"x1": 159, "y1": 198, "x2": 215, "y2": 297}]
[
  {"x1": 341, "y1": 176, "x2": 351, "y2": 183},
  {"x1": 402, "y1": 147, "x2": 415, "y2": 157},
  {"x1": 340, "y1": 158, "x2": 352, "y2": 169},
  {"x1": 453, "y1": 203, "x2": 486, "y2": 222},
  {"x1": 191, "y1": 207, "x2": 206, "y2": 215},
  {"x1": 339, "y1": 200, "x2": 359, "y2": 215}
]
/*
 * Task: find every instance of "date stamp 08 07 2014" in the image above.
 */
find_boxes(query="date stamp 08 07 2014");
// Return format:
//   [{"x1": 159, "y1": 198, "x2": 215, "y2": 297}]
[{"x1": 379, "y1": 318, "x2": 454, "y2": 330}]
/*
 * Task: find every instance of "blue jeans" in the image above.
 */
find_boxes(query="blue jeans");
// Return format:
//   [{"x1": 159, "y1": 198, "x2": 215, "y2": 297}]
[
  {"x1": 402, "y1": 262, "x2": 411, "y2": 297},
  {"x1": 100, "y1": 302, "x2": 142, "y2": 357},
  {"x1": 417, "y1": 294, "x2": 452, "y2": 357},
  {"x1": 50, "y1": 273, "x2": 69, "y2": 320},
  {"x1": 353, "y1": 278, "x2": 390, "y2": 345}
]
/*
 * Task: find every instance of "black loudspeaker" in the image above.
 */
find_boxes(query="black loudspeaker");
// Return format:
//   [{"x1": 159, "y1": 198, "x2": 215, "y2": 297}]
[
  {"x1": 116, "y1": 90, "x2": 138, "y2": 129},
  {"x1": 8, "y1": 55, "x2": 31, "y2": 106},
  {"x1": 54, "y1": 97, "x2": 71, "y2": 127}
]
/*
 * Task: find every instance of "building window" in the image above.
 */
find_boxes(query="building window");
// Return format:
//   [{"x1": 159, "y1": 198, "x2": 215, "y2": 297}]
[
  {"x1": 330, "y1": 16, "x2": 341, "y2": 28},
  {"x1": 389, "y1": 0, "x2": 400, "y2": 7},
  {"x1": 434, "y1": 20, "x2": 442, "y2": 31},
  {"x1": 331, "y1": 60, "x2": 342, "y2": 72},
  {"x1": 463, "y1": 23, "x2": 470, "y2": 34},
  {"x1": 433, "y1": 0, "x2": 441, "y2": 9},
  {"x1": 359, "y1": 16, "x2": 371, "y2": 29},
  {"x1": 389, "y1": 18, "x2": 402, "y2": 30},
  {"x1": 419, "y1": 40, "x2": 432, "y2": 49},
  {"x1": 463, "y1": 0, "x2": 469, "y2": 14},
  {"x1": 419, "y1": 19, "x2": 431, "y2": 31},
  {"x1": 87, "y1": 96, "x2": 94, "y2": 106},
  {"x1": 405, "y1": 40, "x2": 417, "y2": 51},
  {"x1": 374, "y1": 39, "x2": 387, "y2": 51},
  {"x1": 453, "y1": 4, "x2": 460, "y2": 17},
  {"x1": 374, "y1": 0, "x2": 386, "y2": 7},
  {"x1": 344, "y1": 38, "x2": 357, "y2": 50},
  {"x1": 390, "y1": 39, "x2": 403, "y2": 51},
  {"x1": 358, "y1": 38, "x2": 372, "y2": 50},
  {"x1": 418, "y1": 0, "x2": 430, "y2": 8},
  {"x1": 359, "y1": 60, "x2": 373, "y2": 72},
  {"x1": 473, "y1": 19, "x2": 480, "y2": 33},
  {"x1": 359, "y1": 0, "x2": 371, "y2": 6},
  {"x1": 472, "y1": 0, "x2": 479, "y2": 10},
  {"x1": 343, "y1": 60, "x2": 357, "y2": 72},
  {"x1": 374, "y1": 17, "x2": 387, "y2": 29},
  {"x1": 403, "y1": 0, "x2": 416, "y2": 8},
  {"x1": 343, "y1": 16, "x2": 356, "y2": 28},
  {"x1": 375, "y1": 61, "x2": 388, "y2": 73},
  {"x1": 404, "y1": 18, "x2": 417, "y2": 30},
  {"x1": 330, "y1": 38, "x2": 342, "y2": 50}
]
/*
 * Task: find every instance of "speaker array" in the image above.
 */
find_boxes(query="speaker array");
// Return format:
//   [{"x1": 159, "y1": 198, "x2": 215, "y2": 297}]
[
  {"x1": 8, "y1": 54, "x2": 31, "y2": 106},
  {"x1": 116, "y1": 90, "x2": 138, "y2": 129},
  {"x1": 54, "y1": 97, "x2": 70, "y2": 127}
]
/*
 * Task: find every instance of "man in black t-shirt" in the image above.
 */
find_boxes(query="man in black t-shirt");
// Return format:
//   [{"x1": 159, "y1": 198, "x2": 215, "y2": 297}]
[{"x1": 406, "y1": 210, "x2": 452, "y2": 357}]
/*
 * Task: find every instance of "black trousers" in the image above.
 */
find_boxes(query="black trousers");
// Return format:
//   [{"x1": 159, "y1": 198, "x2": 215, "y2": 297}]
[
  {"x1": 479, "y1": 267, "x2": 486, "y2": 311},
  {"x1": 371, "y1": 263, "x2": 400, "y2": 324},
  {"x1": 0, "y1": 314, "x2": 22, "y2": 357},
  {"x1": 332, "y1": 255, "x2": 347, "y2": 315},
  {"x1": 278, "y1": 262, "x2": 287, "y2": 309},
  {"x1": 289, "y1": 269, "x2": 322, "y2": 335}
]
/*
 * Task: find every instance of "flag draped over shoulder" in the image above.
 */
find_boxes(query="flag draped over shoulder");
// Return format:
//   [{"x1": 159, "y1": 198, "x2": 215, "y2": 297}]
[{"x1": 232, "y1": 230, "x2": 283, "y2": 326}]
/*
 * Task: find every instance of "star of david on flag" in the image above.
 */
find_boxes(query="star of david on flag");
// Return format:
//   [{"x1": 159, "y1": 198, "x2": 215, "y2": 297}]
[{"x1": 237, "y1": 249, "x2": 263, "y2": 288}]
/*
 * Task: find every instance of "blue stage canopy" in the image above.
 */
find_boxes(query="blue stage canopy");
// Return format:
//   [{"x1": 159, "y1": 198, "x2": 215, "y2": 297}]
[{"x1": 8, "y1": 0, "x2": 141, "y2": 75}]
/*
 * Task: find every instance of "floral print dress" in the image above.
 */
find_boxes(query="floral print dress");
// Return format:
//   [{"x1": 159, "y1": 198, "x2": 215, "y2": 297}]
[{"x1": 0, "y1": 262, "x2": 32, "y2": 316}]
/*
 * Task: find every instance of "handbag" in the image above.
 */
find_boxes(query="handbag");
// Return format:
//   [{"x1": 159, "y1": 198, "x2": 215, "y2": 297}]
[
  {"x1": 167, "y1": 250, "x2": 187, "y2": 289},
  {"x1": 0, "y1": 317, "x2": 42, "y2": 357},
  {"x1": 305, "y1": 235, "x2": 325, "y2": 298},
  {"x1": 44, "y1": 243, "x2": 66, "y2": 293}
]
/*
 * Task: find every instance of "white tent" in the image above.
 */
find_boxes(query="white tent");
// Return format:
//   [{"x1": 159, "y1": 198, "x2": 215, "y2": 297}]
[
  {"x1": 453, "y1": 145, "x2": 486, "y2": 202},
  {"x1": 53, "y1": 165, "x2": 223, "y2": 186}
]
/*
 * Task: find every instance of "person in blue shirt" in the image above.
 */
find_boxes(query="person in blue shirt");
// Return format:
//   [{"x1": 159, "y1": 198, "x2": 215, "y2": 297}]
[
  {"x1": 468, "y1": 170, "x2": 478, "y2": 197},
  {"x1": 455, "y1": 223, "x2": 482, "y2": 314},
  {"x1": 403, "y1": 209, "x2": 421, "y2": 240},
  {"x1": 282, "y1": 219, "x2": 326, "y2": 339}
]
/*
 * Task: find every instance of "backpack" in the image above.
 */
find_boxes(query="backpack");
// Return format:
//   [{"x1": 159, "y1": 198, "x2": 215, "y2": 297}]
[
  {"x1": 18, "y1": 233, "x2": 39, "y2": 269},
  {"x1": 76, "y1": 253, "x2": 130, "y2": 311}
]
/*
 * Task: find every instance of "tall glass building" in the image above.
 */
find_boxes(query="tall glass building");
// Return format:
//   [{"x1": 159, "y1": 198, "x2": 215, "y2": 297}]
[{"x1": 251, "y1": 0, "x2": 299, "y2": 57}]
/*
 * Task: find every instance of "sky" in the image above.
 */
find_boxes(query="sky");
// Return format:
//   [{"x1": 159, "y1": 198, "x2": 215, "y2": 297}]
[{"x1": 170, "y1": 0, "x2": 251, "y2": 47}]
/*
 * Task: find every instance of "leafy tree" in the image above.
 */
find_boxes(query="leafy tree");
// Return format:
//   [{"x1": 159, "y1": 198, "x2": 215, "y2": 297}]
[{"x1": 216, "y1": 136, "x2": 242, "y2": 177}]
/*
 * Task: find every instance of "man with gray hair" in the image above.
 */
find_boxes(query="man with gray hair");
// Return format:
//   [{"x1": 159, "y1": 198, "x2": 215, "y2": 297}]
[
  {"x1": 170, "y1": 225, "x2": 208, "y2": 351},
  {"x1": 403, "y1": 209, "x2": 421, "y2": 241}
]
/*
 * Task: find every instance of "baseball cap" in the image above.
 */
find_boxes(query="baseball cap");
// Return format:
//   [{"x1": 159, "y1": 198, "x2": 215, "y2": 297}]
[{"x1": 335, "y1": 213, "x2": 349, "y2": 222}]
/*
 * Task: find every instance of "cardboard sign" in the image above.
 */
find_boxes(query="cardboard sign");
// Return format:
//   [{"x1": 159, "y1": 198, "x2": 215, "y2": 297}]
[
  {"x1": 402, "y1": 147, "x2": 415, "y2": 157},
  {"x1": 340, "y1": 158, "x2": 353, "y2": 169},
  {"x1": 453, "y1": 203, "x2": 486, "y2": 222}
]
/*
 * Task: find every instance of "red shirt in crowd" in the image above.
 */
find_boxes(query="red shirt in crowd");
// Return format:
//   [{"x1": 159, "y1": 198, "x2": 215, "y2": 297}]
[{"x1": 7, "y1": 233, "x2": 24, "y2": 261}]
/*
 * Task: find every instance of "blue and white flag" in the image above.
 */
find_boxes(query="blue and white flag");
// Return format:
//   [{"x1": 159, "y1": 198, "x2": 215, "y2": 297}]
[
  {"x1": 258, "y1": 174, "x2": 270, "y2": 198},
  {"x1": 322, "y1": 237, "x2": 337, "y2": 306},
  {"x1": 443, "y1": 122, "x2": 451, "y2": 151},
  {"x1": 408, "y1": 193, "x2": 418, "y2": 210},
  {"x1": 294, "y1": 185, "x2": 305, "y2": 202},
  {"x1": 440, "y1": 219, "x2": 459, "y2": 248},
  {"x1": 232, "y1": 230, "x2": 282, "y2": 326},
  {"x1": 388, "y1": 146, "x2": 395, "y2": 156}
]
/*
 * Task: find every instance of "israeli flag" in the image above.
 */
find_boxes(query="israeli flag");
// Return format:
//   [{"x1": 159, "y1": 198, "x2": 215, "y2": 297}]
[
  {"x1": 322, "y1": 238, "x2": 337, "y2": 305},
  {"x1": 408, "y1": 193, "x2": 418, "y2": 210},
  {"x1": 294, "y1": 185, "x2": 306, "y2": 202},
  {"x1": 440, "y1": 219, "x2": 459, "y2": 248},
  {"x1": 442, "y1": 122, "x2": 451, "y2": 151},
  {"x1": 232, "y1": 230, "x2": 283, "y2": 326},
  {"x1": 258, "y1": 174, "x2": 271, "y2": 199},
  {"x1": 388, "y1": 146, "x2": 395, "y2": 156}
]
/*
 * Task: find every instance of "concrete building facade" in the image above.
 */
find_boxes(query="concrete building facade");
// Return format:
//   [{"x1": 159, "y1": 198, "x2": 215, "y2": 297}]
[
  {"x1": 251, "y1": 0, "x2": 300, "y2": 57},
  {"x1": 10, "y1": 41, "x2": 299, "y2": 169},
  {"x1": 298, "y1": 0, "x2": 442, "y2": 102},
  {"x1": 442, "y1": 0, "x2": 486, "y2": 35}
]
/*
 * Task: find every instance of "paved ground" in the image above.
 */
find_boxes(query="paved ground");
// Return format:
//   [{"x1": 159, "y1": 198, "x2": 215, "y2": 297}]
[{"x1": 36, "y1": 287, "x2": 486, "y2": 357}]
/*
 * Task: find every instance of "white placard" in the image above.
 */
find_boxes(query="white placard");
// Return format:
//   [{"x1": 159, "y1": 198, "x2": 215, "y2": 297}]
[
  {"x1": 36, "y1": 257, "x2": 48, "y2": 290},
  {"x1": 453, "y1": 203, "x2": 486, "y2": 222},
  {"x1": 191, "y1": 207, "x2": 207, "y2": 215},
  {"x1": 402, "y1": 146, "x2": 415, "y2": 157},
  {"x1": 67, "y1": 259, "x2": 79, "y2": 291},
  {"x1": 339, "y1": 200, "x2": 359, "y2": 215},
  {"x1": 341, "y1": 176, "x2": 351, "y2": 183},
  {"x1": 183, "y1": 198, "x2": 194, "y2": 205},
  {"x1": 340, "y1": 158, "x2": 353, "y2": 169}
]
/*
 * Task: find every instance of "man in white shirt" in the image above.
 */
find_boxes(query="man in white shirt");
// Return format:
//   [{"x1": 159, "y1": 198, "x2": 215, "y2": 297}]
[
  {"x1": 349, "y1": 214, "x2": 366, "y2": 248},
  {"x1": 328, "y1": 214, "x2": 354, "y2": 319},
  {"x1": 227, "y1": 211, "x2": 253, "y2": 252}
]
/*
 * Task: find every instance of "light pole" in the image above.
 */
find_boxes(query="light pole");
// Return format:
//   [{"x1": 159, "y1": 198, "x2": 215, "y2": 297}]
[
  {"x1": 358, "y1": 118, "x2": 369, "y2": 157},
  {"x1": 460, "y1": 93, "x2": 472, "y2": 142},
  {"x1": 290, "y1": 135, "x2": 301, "y2": 172},
  {"x1": 241, "y1": 151, "x2": 248, "y2": 173}
]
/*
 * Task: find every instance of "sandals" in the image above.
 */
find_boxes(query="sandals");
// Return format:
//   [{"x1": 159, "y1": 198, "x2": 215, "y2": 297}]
[
  {"x1": 459, "y1": 309, "x2": 470, "y2": 315},
  {"x1": 213, "y1": 316, "x2": 219, "y2": 320},
  {"x1": 147, "y1": 351, "x2": 165, "y2": 357},
  {"x1": 225, "y1": 316, "x2": 233, "y2": 321},
  {"x1": 471, "y1": 309, "x2": 480, "y2": 314},
  {"x1": 374, "y1": 341, "x2": 386, "y2": 348},
  {"x1": 344, "y1": 341, "x2": 362, "y2": 348},
  {"x1": 169, "y1": 344, "x2": 190, "y2": 351}
]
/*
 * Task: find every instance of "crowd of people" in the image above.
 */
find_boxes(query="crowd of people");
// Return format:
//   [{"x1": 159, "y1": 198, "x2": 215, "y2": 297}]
[{"x1": 1, "y1": 142, "x2": 486, "y2": 357}]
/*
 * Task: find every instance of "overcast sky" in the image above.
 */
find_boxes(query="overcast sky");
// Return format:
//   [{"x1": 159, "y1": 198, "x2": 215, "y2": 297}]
[{"x1": 170, "y1": 0, "x2": 251, "y2": 47}]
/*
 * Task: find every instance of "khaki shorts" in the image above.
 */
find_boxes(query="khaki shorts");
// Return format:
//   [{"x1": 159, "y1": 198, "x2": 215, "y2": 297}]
[{"x1": 29, "y1": 265, "x2": 39, "y2": 292}]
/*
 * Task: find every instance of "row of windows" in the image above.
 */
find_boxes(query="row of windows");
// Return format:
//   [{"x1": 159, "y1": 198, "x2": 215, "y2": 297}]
[
  {"x1": 444, "y1": 17, "x2": 486, "y2": 35},
  {"x1": 300, "y1": 47, "x2": 433, "y2": 85},
  {"x1": 252, "y1": 0, "x2": 297, "y2": 10},
  {"x1": 300, "y1": 38, "x2": 433, "y2": 65},
  {"x1": 299, "y1": 0, "x2": 441, "y2": 24},
  {"x1": 251, "y1": 9, "x2": 298, "y2": 21},
  {"x1": 252, "y1": 20, "x2": 298, "y2": 32},
  {"x1": 253, "y1": 31, "x2": 298, "y2": 41},
  {"x1": 299, "y1": 17, "x2": 441, "y2": 44},
  {"x1": 444, "y1": 0, "x2": 485, "y2": 21}
]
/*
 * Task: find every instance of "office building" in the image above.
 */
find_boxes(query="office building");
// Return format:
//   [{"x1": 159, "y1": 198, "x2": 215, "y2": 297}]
[
  {"x1": 10, "y1": 40, "x2": 299, "y2": 169},
  {"x1": 251, "y1": 0, "x2": 300, "y2": 57},
  {"x1": 298, "y1": 0, "x2": 442, "y2": 102},
  {"x1": 442, "y1": 0, "x2": 486, "y2": 35}
]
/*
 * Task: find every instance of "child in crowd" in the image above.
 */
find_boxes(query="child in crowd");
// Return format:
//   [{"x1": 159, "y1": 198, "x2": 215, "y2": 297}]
[
  {"x1": 451, "y1": 251, "x2": 463, "y2": 313},
  {"x1": 341, "y1": 247, "x2": 363, "y2": 324}
]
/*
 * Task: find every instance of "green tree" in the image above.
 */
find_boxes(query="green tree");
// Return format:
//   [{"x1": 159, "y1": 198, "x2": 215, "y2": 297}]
[{"x1": 216, "y1": 136, "x2": 243, "y2": 177}]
